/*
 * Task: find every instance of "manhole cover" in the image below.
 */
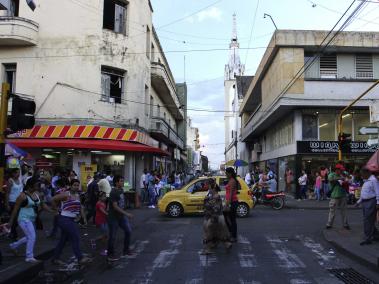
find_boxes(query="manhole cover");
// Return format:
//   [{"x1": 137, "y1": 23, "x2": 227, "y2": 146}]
[{"x1": 328, "y1": 268, "x2": 377, "y2": 284}]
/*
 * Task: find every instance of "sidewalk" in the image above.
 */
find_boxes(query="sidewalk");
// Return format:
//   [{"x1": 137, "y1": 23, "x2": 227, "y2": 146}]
[
  {"x1": 323, "y1": 223, "x2": 379, "y2": 272},
  {"x1": 285, "y1": 194, "x2": 359, "y2": 210}
]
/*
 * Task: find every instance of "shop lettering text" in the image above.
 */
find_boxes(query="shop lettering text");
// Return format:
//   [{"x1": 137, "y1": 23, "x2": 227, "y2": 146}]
[{"x1": 297, "y1": 141, "x2": 378, "y2": 154}]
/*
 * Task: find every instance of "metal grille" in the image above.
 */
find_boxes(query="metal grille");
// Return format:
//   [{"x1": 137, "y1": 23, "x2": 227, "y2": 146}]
[
  {"x1": 356, "y1": 54, "x2": 373, "y2": 79},
  {"x1": 328, "y1": 268, "x2": 377, "y2": 284},
  {"x1": 320, "y1": 54, "x2": 337, "y2": 78}
]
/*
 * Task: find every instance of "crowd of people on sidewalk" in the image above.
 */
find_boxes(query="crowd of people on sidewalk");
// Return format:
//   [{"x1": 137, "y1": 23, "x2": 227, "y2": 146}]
[{"x1": 0, "y1": 164, "x2": 193, "y2": 265}]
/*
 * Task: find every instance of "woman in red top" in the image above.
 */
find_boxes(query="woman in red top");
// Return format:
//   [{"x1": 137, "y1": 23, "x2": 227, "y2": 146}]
[
  {"x1": 224, "y1": 167, "x2": 239, "y2": 242},
  {"x1": 95, "y1": 192, "x2": 108, "y2": 256}
]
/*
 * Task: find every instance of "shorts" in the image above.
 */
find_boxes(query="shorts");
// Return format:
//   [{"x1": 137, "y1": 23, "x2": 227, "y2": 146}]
[{"x1": 97, "y1": 223, "x2": 108, "y2": 235}]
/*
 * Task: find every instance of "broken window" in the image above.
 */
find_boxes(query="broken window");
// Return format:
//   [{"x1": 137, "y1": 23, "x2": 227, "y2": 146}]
[
  {"x1": 3, "y1": 63, "x2": 16, "y2": 93},
  {"x1": 101, "y1": 66, "x2": 125, "y2": 104},
  {"x1": 103, "y1": 0, "x2": 127, "y2": 35}
]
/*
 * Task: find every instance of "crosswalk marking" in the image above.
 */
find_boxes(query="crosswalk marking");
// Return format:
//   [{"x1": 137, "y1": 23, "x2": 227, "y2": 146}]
[
  {"x1": 296, "y1": 235, "x2": 336, "y2": 267},
  {"x1": 267, "y1": 236, "x2": 306, "y2": 269},
  {"x1": 238, "y1": 235, "x2": 257, "y2": 268},
  {"x1": 198, "y1": 251, "x2": 218, "y2": 267},
  {"x1": 114, "y1": 240, "x2": 149, "y2": 269}
]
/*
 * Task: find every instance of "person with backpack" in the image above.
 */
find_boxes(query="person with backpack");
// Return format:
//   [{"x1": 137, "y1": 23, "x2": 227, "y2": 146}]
[
  {"x1": 326, "y1": 164, "x2": 350, "y2": 230},
  {"x1": 7, "y1": 177, "x2": 53, "y2": 262}
]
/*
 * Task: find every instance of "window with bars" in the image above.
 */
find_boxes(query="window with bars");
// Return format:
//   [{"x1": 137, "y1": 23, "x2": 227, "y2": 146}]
[
  {"x1": 355, "y1": 54, "x2": 373, "y2": 79},
  {"x1": 101, "y1": 66, "x2": 125, "y2": 104},
  {"x1": 320, "y1": 54, "x2": 337, "y2": 78}
]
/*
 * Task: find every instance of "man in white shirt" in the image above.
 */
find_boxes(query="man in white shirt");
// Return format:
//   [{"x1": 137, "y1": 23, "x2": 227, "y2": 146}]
[
  {"x1": 357, "y1": 168, "x2": 379, "y2": 245},
  {"x1": 245, "y1": 172, "x2": 252, "y2": 187},
  {"x1": 139, "y1": 169, "x2": 147, "y2": 206}
]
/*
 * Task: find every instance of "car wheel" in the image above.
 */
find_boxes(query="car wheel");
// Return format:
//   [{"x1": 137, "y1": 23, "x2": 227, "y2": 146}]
[
  {"x1": 271, "y1": 197, "x2": 284, "y2": 210},
  {"x1": 236, "y1": 203, "x2": 249, "y2": 218},
  {"x1": 167, "y1": 202, "x2": 183, "y2": 218}
]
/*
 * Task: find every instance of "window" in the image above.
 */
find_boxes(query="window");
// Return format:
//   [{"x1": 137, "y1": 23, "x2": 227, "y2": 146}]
[
  {"x1": 320, "y1": 54, "x2": 337, "y2": 78},
  {"x1": 355, "y1": 54, "x2": 373, "y2": 79},
  {"x1": 101, "y1": 67, "x2": 125, "y2": 104},
  {"x1": 103, "y1": 0, "x2": 127, "y2": 35},
  {"x1": 3, "y1": 64, "x2": 16, "y2": 93},
  {"x1": 302, "y1": 115, "x2": 317, "y2": 140},
  {"x1": 319, "y1": 114, "x2": 336, "y2": 141},
  {"x1": 146, "y1": 26, "x2": 151, "y2": 59},
  {"x1": 187, "y1": 179, "x2": 211, "y2": 193},
  {"x1": 1, "y1": 0, "x2": 19, "y2": 16}
]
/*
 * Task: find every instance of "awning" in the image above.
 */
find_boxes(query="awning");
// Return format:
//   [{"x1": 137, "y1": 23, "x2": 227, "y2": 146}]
[{"x1": 7, "y1": 139, "x2": 169, "y2": 156}]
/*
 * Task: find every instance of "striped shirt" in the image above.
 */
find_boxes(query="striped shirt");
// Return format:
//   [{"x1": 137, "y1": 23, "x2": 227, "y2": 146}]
[{"x1": 61, "y1": 192, "x2": 81, "y2": 218}]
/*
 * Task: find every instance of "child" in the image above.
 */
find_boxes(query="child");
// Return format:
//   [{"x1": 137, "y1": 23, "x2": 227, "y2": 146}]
[
  {"x1": 314, "y1": 172, "x2": 322, "y2": 201},
  {"x1": 95, "y1": 191, "x2": 108, "y2": 256}
]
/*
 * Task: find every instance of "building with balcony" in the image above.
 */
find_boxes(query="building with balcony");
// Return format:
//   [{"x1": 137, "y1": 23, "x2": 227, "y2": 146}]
[
  {"x1": 2, "y1": 0, "x2": 186, "y2": 187},
  {"x1": 240, "y1": 30, "x2": 379, "y2": 191}
]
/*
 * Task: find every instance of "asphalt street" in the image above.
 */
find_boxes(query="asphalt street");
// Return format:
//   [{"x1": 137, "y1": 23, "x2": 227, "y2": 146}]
[{"x1": 33, "y1": 206, "x2": 379, "y2": 284}]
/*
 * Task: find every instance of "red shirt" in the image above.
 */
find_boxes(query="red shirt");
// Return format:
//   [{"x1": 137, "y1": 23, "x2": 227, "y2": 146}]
[
  {"x1": 95, "y1": 201, "x2": 107, "y2": 226},
  {"x1": 226, "y1": 179, "x2": 238, "y2": 202}
]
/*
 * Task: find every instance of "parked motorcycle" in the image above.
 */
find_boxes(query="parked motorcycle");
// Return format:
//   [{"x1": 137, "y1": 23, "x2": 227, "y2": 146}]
[{"x1": 251, "y1": 183, "x2": 285, "y2": 210}]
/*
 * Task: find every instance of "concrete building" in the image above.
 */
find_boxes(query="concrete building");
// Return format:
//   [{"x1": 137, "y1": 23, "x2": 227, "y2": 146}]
[
  {"x1": 240, "y1": 30, "x2": 379, "y2": 191},
  {"x1": 224, "y1": 14, "x2": 244, "y2": 164},
  {"x1": 186, "y1": 117, "x2": 200, "y2": 173},
  {"x1": 1, "y1": 0, "x2": 186, "y2": 187}
]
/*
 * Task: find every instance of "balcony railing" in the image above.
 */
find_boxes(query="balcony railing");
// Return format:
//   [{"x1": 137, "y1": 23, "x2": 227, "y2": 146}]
[
  {"x1": 0, "y1": 16, "x2": 39, "y2": 46},
  {"x1": 150, "y1": 117, "x2": 184, "y2": 149}
]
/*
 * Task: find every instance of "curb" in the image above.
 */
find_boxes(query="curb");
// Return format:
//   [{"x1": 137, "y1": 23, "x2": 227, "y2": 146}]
[
  {"x1": 285, "y1": 205, "x2": 360, "y2": 210},
  {"x1": 0, "y1": 246, "x2": 54, "y2": 284},
  {"x1": 322, "y1": 230, "x2": 379, "y2": 272}
]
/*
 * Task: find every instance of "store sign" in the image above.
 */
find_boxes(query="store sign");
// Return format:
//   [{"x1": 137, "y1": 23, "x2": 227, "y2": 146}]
[{"x1": 297, "y1": 141, "x2": 378, "y2": 154}]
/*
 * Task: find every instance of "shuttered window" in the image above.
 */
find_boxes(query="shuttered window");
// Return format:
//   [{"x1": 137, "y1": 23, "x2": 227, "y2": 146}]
[
  {"x1": 355, "y1": 54, "x2": 373, "y2": 79},
  {"x1": 320, "y1": 54, "x2": 337, "y2": 78}
]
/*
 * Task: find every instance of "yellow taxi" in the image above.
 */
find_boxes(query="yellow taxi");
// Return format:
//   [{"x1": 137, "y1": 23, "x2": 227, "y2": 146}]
[{"x1": 158, "y1": 176, "x2": 254, "y2": 218}]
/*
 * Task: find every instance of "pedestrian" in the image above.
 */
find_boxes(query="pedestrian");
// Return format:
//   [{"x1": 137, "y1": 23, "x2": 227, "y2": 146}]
[
  {"x1": 107, "y1": 175, "x2": 134, "y2": 261},
  {"x1": 285, "y1": 168, "x2": 293, "y2": 193},
  {"x1": 223, "y1": 167, "x2": 239, "y2": 243},
  {"x1": 356, "y1": 168, "x2": 379, "y2": 245},
  {"x1": 298, "y1": 170, "x2": 308, "y2": 200},
  {"x1": 147, "y1": 171, "x2": 156, "y2": 209},
  {"x1": 201, "y1": 179, "x2": 232, "y2": 255},
  {"x1": 244, "y1": 171, "x2": 252, "y2": 187},
  {"x1": 320, "y1": 166, "x2": 329, "y2": 199},
  {"x1": 326, "y1": 164, "x2": 350, "y2": 230},
  {"x1": 6, "y1": 168, "x2": 23, "y2": 240},
  {"x1": 105, "y1": 171, "x2": 114, "y2": 186},
  {"x1": 314, "y1": 172, "x2": 322, "y2": 201},
  {"x1": 51, "y1": 179, "x2": 91, "y2": 265},
  {"x1": 95, "y1": 191, "x2": 108, "y2": 255},
  {"x1": 86, "y1": 174, "x2": 100, "y2": 224},
  {"x1": 7, "y1": 177, "x2": 53, "y2": 262},
  {"x1": 138, "y1": 169, "x2": 147, "y2": 207}
]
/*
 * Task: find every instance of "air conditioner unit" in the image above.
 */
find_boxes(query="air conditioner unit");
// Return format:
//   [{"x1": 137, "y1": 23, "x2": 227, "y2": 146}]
[{"x1": 254, "y1": 143, "x2": 262, "y2": 153}]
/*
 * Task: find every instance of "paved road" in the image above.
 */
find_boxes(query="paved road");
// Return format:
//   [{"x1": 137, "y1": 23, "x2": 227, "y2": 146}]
[{"x1": 33, "y1": 207, "x2": 379, "y2": 284}]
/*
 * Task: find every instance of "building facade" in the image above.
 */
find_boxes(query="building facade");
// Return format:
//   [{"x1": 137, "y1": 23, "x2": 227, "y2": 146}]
[
  {"x1": 1, "y1": 0, "x2": 186, "y2": 187},
  {"x1": 240, "y1": 30, "x2": 379, "y2": 191},
  {"x1": 186, "y1": 117, "x2": 200, "y2": 173}
]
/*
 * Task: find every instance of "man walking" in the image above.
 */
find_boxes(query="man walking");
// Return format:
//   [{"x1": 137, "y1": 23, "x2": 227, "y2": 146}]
[
  {"x1": 107, "y1": 175, "x2": 133, "y2": 261},
  {"x1": 356, "y1": 168, "x2": 379, "y2": 245},
  {"x1": 326, "y1": 164, "x2": 350, "y2": 230},
  {"x1": 138, "y1": 169, "x2": 147, "y2": 207}
]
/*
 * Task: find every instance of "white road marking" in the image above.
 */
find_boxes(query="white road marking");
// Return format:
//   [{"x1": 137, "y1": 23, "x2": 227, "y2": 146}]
[
  {"x1": 131, "y1": 235, "x2": 183, "y2": 284},
  {"x1": 239, "y1": 280, "x2": 261, "y2": 284},
  {"x1": 290, "y1": 280, "x2": 312, "y2": 284},
  {"x1": 238, "y1": 235, "x2": 258, "y2": 268},
  {"x1": 185, "y1": 278, "x2": 203, "y2": 284},
  {"x1": 114, "y1": 240, "x2": 149, "y2": 269},
  {"x1": 198, "y1": 251, "x2": 218, "y2": 267},
  {"x1": 266, "y1": 236, "x2": 306, "y2": 269},
  {"x1": 296, "y1": 235, "x2": 336, "y2": 267}
]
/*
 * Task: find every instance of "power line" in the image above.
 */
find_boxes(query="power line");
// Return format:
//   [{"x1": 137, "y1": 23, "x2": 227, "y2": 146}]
[{"x1": 244, "y1": 0, "x2": 260, "y2": 66}]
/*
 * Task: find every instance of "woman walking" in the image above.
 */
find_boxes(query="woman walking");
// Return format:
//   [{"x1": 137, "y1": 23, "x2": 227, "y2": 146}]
[
  {"x1": 201, "y1": 179, "x2": 231, "y2": 254},
  {"x1": 8, "y1": 177, "x2": 52, "y2": 262},
  {"x1": 51, "y1": 179, "x2": 91, "y2": 265},
  {"x1": 223, "y1": 167, "x2": 239, "y2": 242},
  {"x1": 314, "y1": 172, "x2": 322, "y2": 201},
  {"x1": 6, "y1": 168, "x2": 23, "y2": 240}
]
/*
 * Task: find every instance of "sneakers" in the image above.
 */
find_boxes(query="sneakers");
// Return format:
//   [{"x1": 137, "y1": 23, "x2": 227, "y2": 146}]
[
  {"x1": 25, "y1": 257, "x2": 39, "y2": 263},
  {"x1": 148, "y1": 205, "x2": 156, "y2": 209}
]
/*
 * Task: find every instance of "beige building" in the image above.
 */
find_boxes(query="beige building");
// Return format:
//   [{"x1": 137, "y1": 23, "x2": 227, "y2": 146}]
[
  {"x1": 240, "y1": 30, "x2": 379, "y2": 191},
  {"x1": 1, "y1": 0, "x2": 186, "y2": 186}
]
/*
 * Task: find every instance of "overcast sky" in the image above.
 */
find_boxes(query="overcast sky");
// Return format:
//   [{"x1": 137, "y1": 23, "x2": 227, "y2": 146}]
[{"x1": 150, "y1": 0, "x2": 379, "y2": 169}]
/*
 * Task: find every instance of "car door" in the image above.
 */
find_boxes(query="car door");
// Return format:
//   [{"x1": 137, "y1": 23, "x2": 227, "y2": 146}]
[{"x1": 185, "y1": 179, "x2": 210, "y2": 213}]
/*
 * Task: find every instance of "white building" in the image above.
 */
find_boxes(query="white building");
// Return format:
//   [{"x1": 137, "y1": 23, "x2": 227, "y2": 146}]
[
  {"x1": 186, "y1": 117, "x2": 199, "y2": 172},
  {"x1": 1, "y1": 0, "x2": 186, "y2": 187},
  {"x1": 224, "y1": 14, "x2": 244, "y2": 164}
]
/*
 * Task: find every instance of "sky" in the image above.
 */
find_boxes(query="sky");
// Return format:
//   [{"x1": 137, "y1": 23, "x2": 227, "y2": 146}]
[{"x1": 150, "y1": 0, "x2": 379, "y2": 169}]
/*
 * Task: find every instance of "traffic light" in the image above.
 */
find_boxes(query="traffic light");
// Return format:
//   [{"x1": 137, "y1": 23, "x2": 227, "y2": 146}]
[
  {"x1": 9, "y1": 95, "x2": 36, "y2": 132},
  {"x1": 338, "y1": 133, "x2": 351, "y2": 153}
]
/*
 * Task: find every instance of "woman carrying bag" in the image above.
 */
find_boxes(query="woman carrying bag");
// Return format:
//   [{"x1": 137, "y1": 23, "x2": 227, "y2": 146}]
[
  {"x1": 7, "y1": 177, "x2": 53, "y2": 262},
  {"x1": 223, "y1": 167, "x2": 239, "y2": 243}
]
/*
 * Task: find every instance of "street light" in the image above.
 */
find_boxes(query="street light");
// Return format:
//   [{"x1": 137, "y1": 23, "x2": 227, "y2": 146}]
[{"x1": 263, "y1": 13, "x2": 278, "y2": 30}]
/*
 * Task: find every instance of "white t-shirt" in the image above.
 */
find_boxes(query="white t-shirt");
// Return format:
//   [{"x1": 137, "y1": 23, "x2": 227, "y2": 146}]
[
  {"x1": 245, "y1": 173, "x2": 251, "y2": 184},
  {"x1": 140, "y1": 174, "x2": 146, "y2": 188}
]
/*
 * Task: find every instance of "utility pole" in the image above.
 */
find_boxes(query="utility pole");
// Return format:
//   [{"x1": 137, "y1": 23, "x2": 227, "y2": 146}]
[
  {"x1": 338, "y1": 79, "x2": 379, "y2": 160},
  {"x1": 0, "y1": 83, "x2": 10, "y2": 190}
]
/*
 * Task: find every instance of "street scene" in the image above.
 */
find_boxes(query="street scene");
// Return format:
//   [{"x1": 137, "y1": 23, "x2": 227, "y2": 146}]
[{"x1": 1, "y1": 0, "x2": 379, "y2": 283}]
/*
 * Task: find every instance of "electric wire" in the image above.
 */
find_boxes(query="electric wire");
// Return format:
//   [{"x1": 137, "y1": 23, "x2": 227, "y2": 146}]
[{"x1": 244, "y1": 0, "x2": 260, "y2": 66}]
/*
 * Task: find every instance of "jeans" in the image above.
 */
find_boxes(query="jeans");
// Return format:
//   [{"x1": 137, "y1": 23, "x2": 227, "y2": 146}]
[
  {"x1": 148, "y1": 188, "x2": 156, "y2": 206},
  {"x1": 314, "y1": 187, "x2": 321, "y2": 200},
  {"x1": 300, "y1": 185, "x2": 307, "y2": 199},
  {"x1": 10, "y1": 220, "x2": 36, "y2": 259},
  {"x1": 223, "y1": 201, "x2": 238, "y2": 239},
  {"x1": 53, "y1": 215, "x2": 83, "y2": 261},
  {"x1": 107, "y1": 217, "x2": 131, "y2": 256},
  {"x1": 322, "y1": 181, "x2": 329, "y2": 199}
]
